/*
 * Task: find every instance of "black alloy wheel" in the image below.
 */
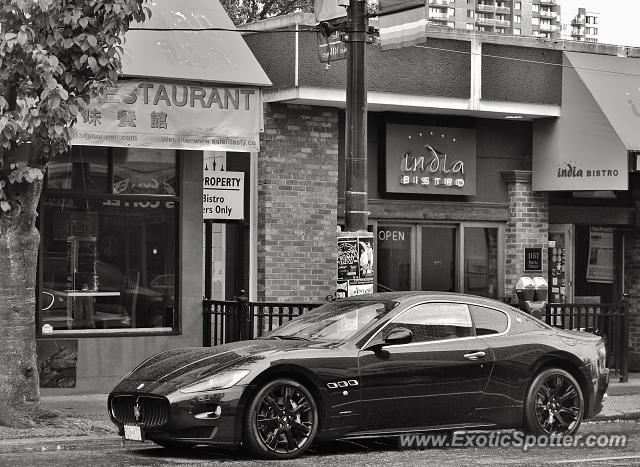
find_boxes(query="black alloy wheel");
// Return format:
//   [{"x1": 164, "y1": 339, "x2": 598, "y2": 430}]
[
  {"x1": 524, "y1": 368, "x2": 584, "y2": 436},
  {"x1": 243, "y1": 378, "x2": 318, "y2": 459}
]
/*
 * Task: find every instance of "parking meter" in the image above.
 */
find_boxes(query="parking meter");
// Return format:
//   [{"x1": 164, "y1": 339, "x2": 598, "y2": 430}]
[{"x1": 516, "y1": 276, "x2": 548, "y2": 319}]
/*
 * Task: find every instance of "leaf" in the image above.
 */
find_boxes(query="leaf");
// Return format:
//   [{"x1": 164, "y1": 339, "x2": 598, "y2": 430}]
[
  {"x1": 17, "y1": 30, "x2": 28, "y2": 45},
  {"x1": 87, "y1": 35, "x2": 97, "y2": 47},
  {"x1": 79, "y1": 17, "x2": 90, "y2": 28},
  {"x1": 87, "y1": 56, "x2": 98, "y2": 71},
  {"x1": 0, "y1": 201, "x2": 10, "y2": 212}
]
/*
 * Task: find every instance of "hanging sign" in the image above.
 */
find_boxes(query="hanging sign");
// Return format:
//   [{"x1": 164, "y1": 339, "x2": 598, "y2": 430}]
[
  {"x1": 71, "y1": 80, "x2": 261, "y2": 152},
  {"x1": 203, "y1": 167, "x2": 244, "y2": 221}
]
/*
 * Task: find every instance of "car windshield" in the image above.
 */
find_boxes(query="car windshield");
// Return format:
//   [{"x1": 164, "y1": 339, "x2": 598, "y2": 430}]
[{"x1": 263, "y1": 300, "x2": 399, "y2": 342}]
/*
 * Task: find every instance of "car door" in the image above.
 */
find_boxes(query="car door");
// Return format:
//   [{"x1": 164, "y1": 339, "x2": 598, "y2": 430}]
[{"x1": 357, "y1": 301, "x2": 494, "y2": 431}]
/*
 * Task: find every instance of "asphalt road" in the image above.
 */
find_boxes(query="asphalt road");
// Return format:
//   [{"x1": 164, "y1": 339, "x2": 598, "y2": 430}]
[{"x1": 3, "y1": 421, "x2": 640, "y2": 467}]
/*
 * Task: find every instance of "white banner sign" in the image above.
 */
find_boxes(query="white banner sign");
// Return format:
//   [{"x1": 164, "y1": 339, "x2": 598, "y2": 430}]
[
  {"x1": 71, "y1": 80, "x2": 261, "y2": 152},
  {"x1": 203, "y1": 170, "x2": 244, "y2": 220}
]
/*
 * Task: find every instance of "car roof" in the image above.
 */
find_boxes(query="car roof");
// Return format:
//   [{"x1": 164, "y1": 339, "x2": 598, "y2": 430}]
[{"x1": 341, "y1": 291, "x2": 508, "y2": 305}]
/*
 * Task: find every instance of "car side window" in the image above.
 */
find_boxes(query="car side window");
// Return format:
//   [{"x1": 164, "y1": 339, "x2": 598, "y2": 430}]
[
  {"x1": 469, "y1": 305, "x2": 509, "y2": 336},
  {"x1": 385, "y1": 302, "x2": 473, "y2": 343}
]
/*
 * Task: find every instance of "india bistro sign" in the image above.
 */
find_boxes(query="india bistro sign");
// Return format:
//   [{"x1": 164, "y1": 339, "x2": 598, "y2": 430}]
[
  {"x1": 385, "y1": 123, "x2": 477, "y2": 196},
  {"x1": 71, "y1": 80, "x2": 262, "y2": 152}
]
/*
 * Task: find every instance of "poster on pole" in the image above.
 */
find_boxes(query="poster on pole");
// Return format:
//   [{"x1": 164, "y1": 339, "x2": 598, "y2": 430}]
[
  {"x1": 337, "y1": 232, "x2": 374, "y2": 298},
  {"x1": 586, "y1": 227, "x2": 614, "y2": 284}
]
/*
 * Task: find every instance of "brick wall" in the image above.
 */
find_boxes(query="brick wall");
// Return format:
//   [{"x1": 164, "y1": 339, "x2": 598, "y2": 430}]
[
  {"x1": 502, "y1": 170, "x2": 549, "y2": 300},
  {"x1": 625, "y1": 230, "x2": 640, "y2": 368},
  {"x1": 257, "y1": 103, "x2": 339, "y2": 302}
]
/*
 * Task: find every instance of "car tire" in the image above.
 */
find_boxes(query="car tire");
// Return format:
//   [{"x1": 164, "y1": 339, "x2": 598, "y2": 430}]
[
  {"x1": 523, "y1": 368, "x2": 584, "y2": 436},
  {"x1": 243, "y1": 378, "x2": 319, "y2": 459}
]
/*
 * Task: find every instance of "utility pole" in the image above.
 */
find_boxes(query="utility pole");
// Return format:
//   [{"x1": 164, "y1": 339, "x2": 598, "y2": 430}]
[
  {"x1": 344, "y1": 0, "x2": 368, "y2": 232},
  {"x1": 336, "y1": 0, "x2": 373, "y2": 299}
]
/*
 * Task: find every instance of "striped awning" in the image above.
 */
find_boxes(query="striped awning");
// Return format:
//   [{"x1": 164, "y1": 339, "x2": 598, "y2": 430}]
[{"x1": 378, "y1": 0, "x2": 426, "y2": 50}]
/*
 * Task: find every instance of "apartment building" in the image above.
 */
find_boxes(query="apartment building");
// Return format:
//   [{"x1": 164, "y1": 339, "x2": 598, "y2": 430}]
[
  {"x1": 561, "y1": 7, "x2": 599, "y2": 43},
  {"x1": 424, "y1": 0, "x2": 562, "y2": 39}
]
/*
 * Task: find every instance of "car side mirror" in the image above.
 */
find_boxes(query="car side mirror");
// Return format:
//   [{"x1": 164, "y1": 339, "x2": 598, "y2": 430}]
[{"x1": 384, "y1": 327, "x2": 413, "y2": 346}]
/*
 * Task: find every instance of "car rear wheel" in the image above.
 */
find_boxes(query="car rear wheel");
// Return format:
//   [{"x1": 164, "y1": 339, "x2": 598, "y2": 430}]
[
  {"x1": 243, "y1": 378, "x2": 318, "y2": 459},
  {"x1": 524, "y1": 368, "x2": 584, "y2": 436}
]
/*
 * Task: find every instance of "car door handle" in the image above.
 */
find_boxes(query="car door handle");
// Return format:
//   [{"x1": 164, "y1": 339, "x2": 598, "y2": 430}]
[{"x1": 463, "y1": 351, "x2": 486, "y2": 361}]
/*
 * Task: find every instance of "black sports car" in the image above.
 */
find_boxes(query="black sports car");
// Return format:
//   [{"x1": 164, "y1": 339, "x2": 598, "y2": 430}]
[{"x1": 108, "y1": 292, "x2": 609, "y2": 459}]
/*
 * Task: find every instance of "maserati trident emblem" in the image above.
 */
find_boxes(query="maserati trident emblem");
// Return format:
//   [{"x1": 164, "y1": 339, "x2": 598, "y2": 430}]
[{"x1": 133, "y1": 399, "x2": 142, "y2": 422}]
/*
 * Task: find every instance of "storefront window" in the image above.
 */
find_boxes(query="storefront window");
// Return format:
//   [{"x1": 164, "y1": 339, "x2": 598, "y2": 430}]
[
  {"x1": 39, "y1": 147, "x2": 177, "y2": 335},
  {"x1": 463, "y1": 227, "x2": 499, "y2": 299}
]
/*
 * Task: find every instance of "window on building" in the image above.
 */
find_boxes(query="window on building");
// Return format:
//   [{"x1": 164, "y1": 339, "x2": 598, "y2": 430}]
[
  {"x1": 39, "y1": 146, "x2": 178, "y2": 335},
  {"x1": 468, "y1": 10, "x2": 475, "y2": 18},
  {"x1": 514, "y1": 1, "x2": 521, "y2": 9},
  {"x1": 513, "y1": 28, "x2": 521, "y2": 35},
  {"x1": 532, "y1": 17, "x2": 539, "y2": 25},
  {"x1": 514, "y1": 15, "x2": 521, "y2": 23},
  {"x1": 466, "y1": 23, "x2": 474, "y2": 30},
  {"x1": 385, "y1": 303, "x2": 473, "y2": 343}
]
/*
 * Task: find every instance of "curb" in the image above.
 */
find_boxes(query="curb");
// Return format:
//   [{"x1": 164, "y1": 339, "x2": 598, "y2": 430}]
[
  {"x1": 591, "y1": 412, "x2": 640, "y2": 422},
  {"x1": 0, "y1": 434, "x2": 122, "y2": 454}
]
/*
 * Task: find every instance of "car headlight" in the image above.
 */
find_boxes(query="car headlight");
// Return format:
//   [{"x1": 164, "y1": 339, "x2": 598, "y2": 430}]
[{"x1": 179, "y1": 369, "x2": 250, "y2": 394}]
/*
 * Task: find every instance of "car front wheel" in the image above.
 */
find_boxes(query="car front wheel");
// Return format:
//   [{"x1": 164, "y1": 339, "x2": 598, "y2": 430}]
[
  {"x1": 243, "y1": 378, "x2": 318, "y2": 459},
  {"x1": 524, "y1": 368, "x2": 584, "y2": 436}
]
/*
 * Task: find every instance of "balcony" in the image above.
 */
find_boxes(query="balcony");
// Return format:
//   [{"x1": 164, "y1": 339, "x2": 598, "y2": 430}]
[
  {"x1": 476, "y1": 4, "x2": 496, "y2": 13},
  {"x1": 495, "y1": 6, "x2": 511, "y2": 13},
  {"x1": 475, "y1": 17, "x2": 496, "y2": 26},
  {"x1": 427, "y1": 0, "x2": 452, "y2": 5},
  {"x1": 495, "y1": 18, "x2": 511, "y2": 26},
  {"x1": 539, "y1": 10, "x2": 557, "y2": 18},
  {"x1": 539, "y1": 23, "x2": 557, "y2": 32},
  {"x1": 539, "y1": 0, "x2": 557, "y2": 4},
  {"x1": 428, "y1": 13, "x2": 454, "y2": 21}
]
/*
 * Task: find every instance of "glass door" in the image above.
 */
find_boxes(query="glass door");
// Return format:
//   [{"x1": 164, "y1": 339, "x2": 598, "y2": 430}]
[
  {"x1": 419, "y1": 226, "x2": 457, "y2": 292},
  {"x1": 548, "y1": 224, "x2": 574, "y2": 303},
  {"x1": 376, "y1": 225, "x2": 413, "y2": 291}
]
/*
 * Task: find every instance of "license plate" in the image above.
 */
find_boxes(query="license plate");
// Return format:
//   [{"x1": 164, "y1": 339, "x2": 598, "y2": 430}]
[{"x1": 124, "y1": 424, "x2": 143, "y2": 442}]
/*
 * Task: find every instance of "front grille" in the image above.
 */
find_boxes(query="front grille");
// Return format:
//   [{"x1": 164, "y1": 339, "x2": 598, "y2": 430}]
[{"x1": 110, "y1": 394, "x2": 170, "y2": 428}]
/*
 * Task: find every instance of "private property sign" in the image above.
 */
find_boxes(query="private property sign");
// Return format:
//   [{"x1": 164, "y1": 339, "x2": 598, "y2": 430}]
[
  {"x1": 203, "y1": 170, "x2": 244, "y2": 220},
  {"x1": 71, "y1": 80, "x2": 262, "y2": 152}
]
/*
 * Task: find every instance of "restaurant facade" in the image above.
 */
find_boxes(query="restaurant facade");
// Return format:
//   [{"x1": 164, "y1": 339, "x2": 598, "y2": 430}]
[
  {"x1": 244, "y1": 16, "x2": 640, "y2": 371},
  {"x1": 36, "y1": 0, "x2": 271, "y2": 393}
]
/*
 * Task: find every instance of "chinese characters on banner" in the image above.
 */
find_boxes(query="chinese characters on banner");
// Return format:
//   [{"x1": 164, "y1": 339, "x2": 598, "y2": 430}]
[
  {"x1": 586, "y1": 227, "x2": 614, "y2": 284},
  {"x1": 71, "y1": 80, "x2": 262, "y2": 152},
  {"x1": 337, "y1": 232, "x2": 374, "y2": 298}
]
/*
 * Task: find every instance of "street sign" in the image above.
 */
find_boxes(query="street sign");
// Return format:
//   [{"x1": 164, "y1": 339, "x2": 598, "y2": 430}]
[{"x1": 318, "y1": 31, "x2": 347, "y2": 63}]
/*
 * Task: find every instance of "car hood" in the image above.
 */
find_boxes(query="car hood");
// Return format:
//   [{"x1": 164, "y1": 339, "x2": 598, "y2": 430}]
[{"x1": 112, "y1": 339, "x2": 335, "y2": 394}]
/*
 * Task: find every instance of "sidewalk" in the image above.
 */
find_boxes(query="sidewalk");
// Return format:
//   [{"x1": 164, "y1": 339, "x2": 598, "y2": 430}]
[{"x1": 1, "y1": 374, "x2": 639, "y2": 453}]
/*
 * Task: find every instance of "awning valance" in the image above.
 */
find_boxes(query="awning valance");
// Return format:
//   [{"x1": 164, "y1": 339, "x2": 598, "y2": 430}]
[
  {"x1": 71, "y1": 80, "x2": 262, "y2": 152},
  {"x1": 532, "y1": 52, "x2": 632, "y2": 191}
]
